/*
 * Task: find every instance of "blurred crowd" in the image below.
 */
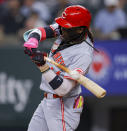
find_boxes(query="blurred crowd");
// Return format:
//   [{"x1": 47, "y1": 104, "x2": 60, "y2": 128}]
[{"x1": 0, "y1": 0, "x2": 127, "y2": 46}]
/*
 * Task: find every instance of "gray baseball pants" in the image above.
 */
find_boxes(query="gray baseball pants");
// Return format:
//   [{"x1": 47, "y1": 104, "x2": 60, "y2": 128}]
[{"x1": 27, "y1": 96, "x2": 83, "y2": 131}]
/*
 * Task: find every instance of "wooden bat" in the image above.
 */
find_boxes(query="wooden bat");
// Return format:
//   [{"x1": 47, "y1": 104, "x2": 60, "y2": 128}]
[{"x1": 44, "y1": 57, "x2": 106, "y2": 98}]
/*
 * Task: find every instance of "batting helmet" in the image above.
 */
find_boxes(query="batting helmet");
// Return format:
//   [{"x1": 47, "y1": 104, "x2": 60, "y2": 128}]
[{"x1": 55, "y1": 5, "x2": 91, "y2": 28}]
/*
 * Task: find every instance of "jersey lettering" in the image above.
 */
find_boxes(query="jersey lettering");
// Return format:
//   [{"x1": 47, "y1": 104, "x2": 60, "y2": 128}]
[
  {"x1": 53, "y1": 52, "x2": 61, "y2": 59},
  {"x1": 53, "y1": 52, "x2": 65, "y2": 66}
]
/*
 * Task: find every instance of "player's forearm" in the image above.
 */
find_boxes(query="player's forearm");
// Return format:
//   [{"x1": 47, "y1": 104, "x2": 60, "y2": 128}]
[
  {"x1": 43, "y1": 69, "x2": 76, "y2": 96},
  {"x1": 24, "y1": 23, "x2": 59, "y2": 41},
  {"x1": 28, "y1": 26, "x2": 55, "y2": 41},
  {"x1": 24, "y1": 24, "x2": 60, "y2": 49},
  {"x1": 23, "y1": 24, "x2": 59, "y2": 49}
]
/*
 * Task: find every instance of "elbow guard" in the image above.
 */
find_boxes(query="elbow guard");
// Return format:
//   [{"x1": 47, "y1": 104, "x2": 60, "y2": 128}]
[
  {"x1": 23, "y1": 28, "x2": 42, "y2": 42},
  {"x1": 23, "y1": 25, "x2": 56, "y2": 42}
]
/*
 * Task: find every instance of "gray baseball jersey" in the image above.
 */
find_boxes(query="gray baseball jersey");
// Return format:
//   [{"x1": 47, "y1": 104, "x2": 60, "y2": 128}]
[
  {"x1": 27, "y1": 25, "x2": 93, "y2": 131},
  {"x1": 40, "y1": 36, "x2": 93, "y2": 96}
]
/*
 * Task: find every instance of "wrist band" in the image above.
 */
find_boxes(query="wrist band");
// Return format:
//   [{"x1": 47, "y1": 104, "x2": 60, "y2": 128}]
[{"x1": 49, "y1": 75, "x2": 63, "y2": 90}]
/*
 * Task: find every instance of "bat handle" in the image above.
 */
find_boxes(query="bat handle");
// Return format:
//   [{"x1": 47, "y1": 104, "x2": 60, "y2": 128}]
[
  {"x1": 44, "y1": 56, "x2": 71, "y2": 73},
  {"x1": 44, "y1": 57, "x2": 51, "y2": 63}
]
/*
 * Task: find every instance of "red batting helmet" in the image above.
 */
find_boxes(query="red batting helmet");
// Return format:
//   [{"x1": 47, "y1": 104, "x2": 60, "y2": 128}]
[{"x1": 55, "y1": 5, "x2": 91, "y2": 28}]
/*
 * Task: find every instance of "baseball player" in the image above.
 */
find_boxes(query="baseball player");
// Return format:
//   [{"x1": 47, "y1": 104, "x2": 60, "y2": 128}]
[{"x1": 23, "y1": 5, "x2": 94, "y2": 131}]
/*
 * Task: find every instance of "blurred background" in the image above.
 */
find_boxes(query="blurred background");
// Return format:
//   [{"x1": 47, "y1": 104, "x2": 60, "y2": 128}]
[{"x1": 0, "y1": 0, "x2": 127, "y2": 131}]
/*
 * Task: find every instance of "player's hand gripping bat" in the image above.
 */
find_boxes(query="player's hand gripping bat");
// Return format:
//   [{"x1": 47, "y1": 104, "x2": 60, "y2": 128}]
[{"x1": 44, "y1": 57, "x2": 106, "y2": 98}]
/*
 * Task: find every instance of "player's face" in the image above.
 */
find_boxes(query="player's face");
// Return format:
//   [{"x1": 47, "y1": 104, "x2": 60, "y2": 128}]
[{"x1": 61, "y1": 27, "x2": 84, "y2": 42}]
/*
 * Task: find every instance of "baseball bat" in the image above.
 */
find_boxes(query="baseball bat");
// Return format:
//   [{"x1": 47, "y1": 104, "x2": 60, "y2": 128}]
[{"x1": 44, "y1": 57, "x2": 106, "y2": 98}]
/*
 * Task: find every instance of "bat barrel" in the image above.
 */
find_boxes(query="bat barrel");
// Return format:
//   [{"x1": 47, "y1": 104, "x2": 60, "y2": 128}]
[
  {"x1": 77, "y1": 75, "x2": 106, "y2": 98},
  {"x1": 99, "y1": 91, "x2": 106, "y2": 98}
]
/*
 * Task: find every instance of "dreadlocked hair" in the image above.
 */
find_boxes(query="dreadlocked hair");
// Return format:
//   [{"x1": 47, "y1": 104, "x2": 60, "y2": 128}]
[
  {"x1": 52, "y1": 26, "x2": 94, "y2": 55},
  {"x1": 85, "y1": 28, "x2": 94, "y2": 43}
]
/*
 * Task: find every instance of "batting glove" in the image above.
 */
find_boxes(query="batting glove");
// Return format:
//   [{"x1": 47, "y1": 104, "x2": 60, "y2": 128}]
[
  {"x1": 24, "y1": 38, "x2": 39, "y2": 49},
  {"x1": 24, "y1": 47, "x2": 36, "y2": 56},
  {"x1": 31, "y1": 51, "x2": 47, "y2": 66}
]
